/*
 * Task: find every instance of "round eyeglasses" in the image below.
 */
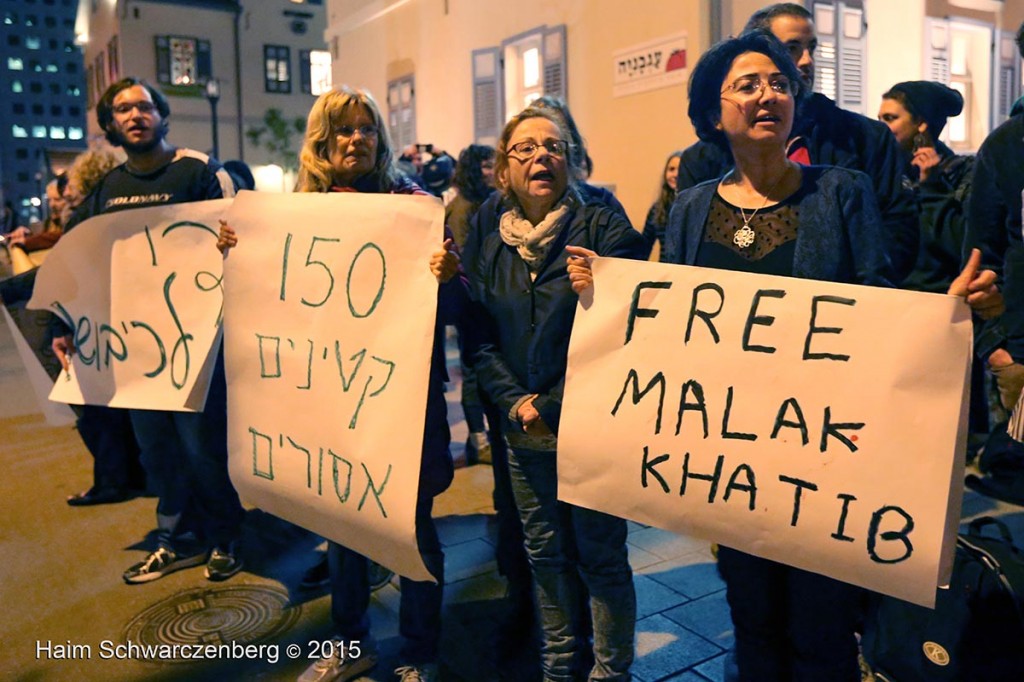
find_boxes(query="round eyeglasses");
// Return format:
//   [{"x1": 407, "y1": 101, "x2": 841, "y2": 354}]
[
  {"x1": 335, "y1": 124, "x2": 379, "y2": 138},
  {"x1": 721, "y1": 76, "x2": 794, "y2": 99},
  {"x1": 507, "y1": 139, "x2": 570, "y2": 159}
]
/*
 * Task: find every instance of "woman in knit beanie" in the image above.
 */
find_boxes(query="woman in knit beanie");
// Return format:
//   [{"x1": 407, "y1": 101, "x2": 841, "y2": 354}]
[{"x1": 878, "y1": 80, "x2": 964, "y2": 184}]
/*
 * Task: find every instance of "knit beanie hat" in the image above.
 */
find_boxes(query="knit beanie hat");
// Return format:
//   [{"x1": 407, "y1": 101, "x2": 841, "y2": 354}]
[{"x1": 887, "y1": 81, "x2": 963, "y2": 137}]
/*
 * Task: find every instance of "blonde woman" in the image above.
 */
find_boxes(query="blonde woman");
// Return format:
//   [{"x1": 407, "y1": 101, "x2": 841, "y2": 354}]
[{"x1": 220, "y1": 86, "x2": 462, "y2": 682}]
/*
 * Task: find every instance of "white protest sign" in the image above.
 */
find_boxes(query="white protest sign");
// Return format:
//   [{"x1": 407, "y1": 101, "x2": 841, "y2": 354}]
[
  {"x1": 559, "y1": 258, "x2": 971, "y2": 608},
  {"x1": 27, "y1": 200, "x2": 231, "y2": 411},
  {"x1": 221, "y1": 191, "x2": 442, "y2": 582}
]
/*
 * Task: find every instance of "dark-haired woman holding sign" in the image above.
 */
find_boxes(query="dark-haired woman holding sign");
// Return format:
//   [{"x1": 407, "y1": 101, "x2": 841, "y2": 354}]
[{"x1": 569, "y1": 31, "x2": 1000, "y2": 682}]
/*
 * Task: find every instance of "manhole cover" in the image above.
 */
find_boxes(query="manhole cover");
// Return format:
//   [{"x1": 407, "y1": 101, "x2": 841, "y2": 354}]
[{"x1": 122, "y1": 584, "x2": 301, "y2": 664}]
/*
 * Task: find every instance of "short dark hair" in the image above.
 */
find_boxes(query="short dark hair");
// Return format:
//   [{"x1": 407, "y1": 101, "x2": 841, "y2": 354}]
[
  {"x1": 453, "y1": 144, "x2": 495, "y2": 203},
  {"x1": 96, "y1": 78, "x2": 171, "y2": 146},
  {"x1": 1016, "y1": 20, "x2": 1024, "y2": 59},
  {"x1": 744, "y1": 3, "x2": 813, "y2": 33},
  {"x1": 687, "y1": 30, "x2": 806, "y2": 152}
]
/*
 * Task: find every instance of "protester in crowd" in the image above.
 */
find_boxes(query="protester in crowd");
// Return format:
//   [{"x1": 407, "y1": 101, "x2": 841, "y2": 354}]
[
  {"x1": 677, "y1": 2, "x2": 918, "y2": 283},
  {"x1": 875, "y1": 81, "x2": 1001, "y2": 448},
  {"x1": 1, "y1": 200, "x2": 17, "y2": 233},
  {"x1": 445, "y1": 144, "x2": 496, "y2": 465},
  {"x1": 397, "y1": 143, "x2": 426, "y2": 186},
  {"x1": 223, "y1": 159, "x2": 256, "y2": 192},
  {"x1": 966, "y1": 21, "x2": 1024, "y2": 417},
  {"x1": 421, "y1": 150, "x2": 456, "y2": 201},
  {"x1": 643, "y1": 150, "x2": 683, "y2": 260},
  {"x1": 470, "y1": 104, "x2": 645, "y2": 681},
  {"x1": 459, "y1": 96, "x2": 634, "y2": 649},
  {"x1": 563, "y1": 31, "x2": 996, "y2": 682},
  {"x1": 52, "y1": 78, "x2": 245, "y2": 583},
  {"x1": 878, "y1": 81, "x2": 970, "y2": 293},
  {"x1": 5, "y1": 175, "x2": 67, "y2": 275},
  {"x1": 220, "y1": 85, "x2": 463, "y2": 682},
  {"x1": 447, "y1": 144, "x2": 495, "y2": 249}
]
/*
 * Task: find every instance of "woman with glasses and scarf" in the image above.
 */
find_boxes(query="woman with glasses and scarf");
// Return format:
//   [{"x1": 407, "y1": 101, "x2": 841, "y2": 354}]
[
  {"x1": 220, "y1": 85, "x2": 463, "y2": 682},
  {"x1": 469, "y1": 105, "x2": 646, "y2": 681}
]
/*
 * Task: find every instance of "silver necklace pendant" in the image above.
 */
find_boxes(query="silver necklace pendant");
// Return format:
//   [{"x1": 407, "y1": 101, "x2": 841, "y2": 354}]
[{"x1": 733, "y1": 223, "x2": 756, "y2": 248}]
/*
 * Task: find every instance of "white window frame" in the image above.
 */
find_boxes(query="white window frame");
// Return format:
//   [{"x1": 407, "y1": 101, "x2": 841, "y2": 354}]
[{"x1": 472, "y1": 24, "x2": 567, "y2": 145}]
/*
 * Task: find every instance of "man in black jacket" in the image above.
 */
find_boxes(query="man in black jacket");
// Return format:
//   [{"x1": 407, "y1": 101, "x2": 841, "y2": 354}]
[
  {"x1": 964, "y1": 22, "x2": 1024, "y2": 417},
  {"x1": 677, "y1": 3, "x2": 918, "y2": 282}
]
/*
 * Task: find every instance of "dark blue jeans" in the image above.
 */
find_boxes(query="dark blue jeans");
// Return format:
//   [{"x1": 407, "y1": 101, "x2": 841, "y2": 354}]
[
  {"x1": 329, "y1": 493, "x2": 444, "y2": 665},
  {"x1": 508, "y1": 447, "x2": 636, "y2": 681},
  {"x1": 130, "y1": 353, "x2": 243, "y2": 550},
  {"x1": 717, "y1": 546, "x2": 862, "y2": 682}
]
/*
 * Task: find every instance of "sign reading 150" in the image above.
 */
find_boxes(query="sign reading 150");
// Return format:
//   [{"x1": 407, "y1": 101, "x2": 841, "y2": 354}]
[{"x1": 278, "y1": 233, "x2": 387, "y2": 317}]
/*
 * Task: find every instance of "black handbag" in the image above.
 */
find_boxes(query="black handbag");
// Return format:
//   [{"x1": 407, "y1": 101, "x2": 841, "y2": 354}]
[{"x1": 862, "y1": 516, "x2": 1024, "y2": 681}]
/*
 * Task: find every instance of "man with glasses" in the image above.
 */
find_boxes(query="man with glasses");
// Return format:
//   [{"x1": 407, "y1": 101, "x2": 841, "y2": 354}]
[
  {"x1": 677, "y1": 2, "x2": 917, "y2": 282},
  {"x1": 52, "y1": 77, "x2": 245, "y2": 584}
]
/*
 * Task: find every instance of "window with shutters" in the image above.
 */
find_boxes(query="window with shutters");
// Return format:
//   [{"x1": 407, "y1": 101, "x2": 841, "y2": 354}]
[
  {"x1": 924, "y1": 17, "x2": 995, "y2": 151},
  {"x1": 107, "y1": 35, "x2": 119, "y2": 83},
  {"x1": 997, "y1": 32, "x2": 1021, "y2": 120},
  {"x1": 300, "y1": 49, "x2": 332, "y2": 96},
  {"x1": 155, "y1": 35, "x2": 212, "y2": 90},
  {"x1": 387, "y1": 75, "x2": 416, "y2": 152},
  {"x1": 811, "y1": 1, "x2": 864, "y2": 114},
  {"x1": 473, "y1": 24, "x2": 567, "y2": 145},
  {"x1": 264, "y1": 45, "x2": 292, "y2": 94}
]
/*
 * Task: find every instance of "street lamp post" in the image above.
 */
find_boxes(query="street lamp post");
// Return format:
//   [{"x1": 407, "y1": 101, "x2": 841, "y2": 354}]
[{"x1": 205, "y1": 78, "x2": 221, "y2": 161}]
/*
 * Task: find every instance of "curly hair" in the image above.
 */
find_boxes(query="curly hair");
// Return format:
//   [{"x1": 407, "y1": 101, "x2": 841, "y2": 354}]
[
  {"x1": 62, "y1": 145, "x2": 127, "y2": 222},
  {"x1": 295, "y1": 86, "x2": 399, "y2": 193},
  {"x1": 494, "y1": 106, "x2": 583, "y2": 213},
  {"x1": 96, "y1": 78, "x2": 171, "y2": 147},
  {"x1": 453, "y1": 144, "x2": 495, "y2": 203}
]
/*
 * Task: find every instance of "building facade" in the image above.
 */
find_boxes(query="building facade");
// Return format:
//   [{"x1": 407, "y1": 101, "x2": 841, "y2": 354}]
[
  {"x1": 325, "y1": 0, "x2": 1024, "y2": 228},
  {"x1": 0, "y1": 0, "x2": 87, "y2": 224},
  {"x1": 75, "y1": 0, "x2": 329, "y2": 191}
]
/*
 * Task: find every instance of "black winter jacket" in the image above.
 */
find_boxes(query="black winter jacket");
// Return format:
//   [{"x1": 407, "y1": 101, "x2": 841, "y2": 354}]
[{"x1": 470, "y1": 200, "x2": 647, "y2": 435}]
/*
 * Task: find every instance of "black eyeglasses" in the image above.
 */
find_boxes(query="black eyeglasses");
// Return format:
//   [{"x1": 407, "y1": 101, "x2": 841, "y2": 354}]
[
  {"x1": 113, "y1": 102, "x2": 157, "y2": 115},
  {"x1": 335, "y1": 124, "x2": 379, "y2": 138},
  {"x1": 721, "y1": 75, "x2": 794, "y2": 99},
  {"x1": 507, "y1": 139, "x2": 570, "y2": 159}
]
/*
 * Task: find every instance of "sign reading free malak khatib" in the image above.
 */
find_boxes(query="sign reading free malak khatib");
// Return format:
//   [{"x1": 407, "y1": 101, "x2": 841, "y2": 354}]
[{"x1": 558, "y1": 257, "x2": 971, "y2": 608}]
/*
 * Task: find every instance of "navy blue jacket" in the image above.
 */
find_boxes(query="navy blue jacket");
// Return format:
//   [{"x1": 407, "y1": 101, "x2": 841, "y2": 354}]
[
  {"x1": 963, "y1": 114, "x2": 1024, "y2": 358},
  {"x1": 664, "y1": 165, "x2": 893, "y2": 288},
  {"x1": 677, "y1": 93, "x2": 917, "y2": 282},
  {"x1": 471, "y1": 200, "x2": 647, "y2": 435}
]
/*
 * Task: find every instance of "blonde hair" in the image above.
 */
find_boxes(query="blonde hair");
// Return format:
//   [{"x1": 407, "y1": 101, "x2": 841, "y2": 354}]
[{"x1": 296, "y1": 85, "x2": 399, "y2": 193}]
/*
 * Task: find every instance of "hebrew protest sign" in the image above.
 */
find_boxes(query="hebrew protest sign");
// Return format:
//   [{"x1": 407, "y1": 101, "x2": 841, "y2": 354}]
[
  {"x1": 28, "y1": 200, "x2": 231, "y2": 411},
  {"x1": 558, "y1": 258, "x2": 971, "y2": 607},
  {"x1": 221, "y1": 191, "x2": 443, "y2": 582}
]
